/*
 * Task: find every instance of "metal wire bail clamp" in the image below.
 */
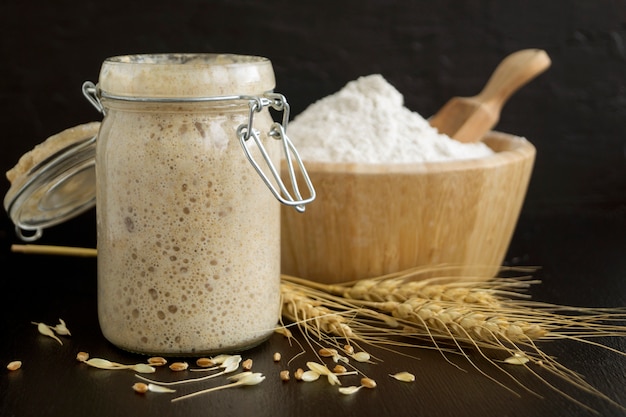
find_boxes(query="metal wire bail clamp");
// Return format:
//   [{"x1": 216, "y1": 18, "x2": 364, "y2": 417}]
[
  {"x1": 81, "y1": 82, "x2": 315, "y2": 212},
  {"x1": 237, "y1": 93, "x2": 315, "y2": 213}
]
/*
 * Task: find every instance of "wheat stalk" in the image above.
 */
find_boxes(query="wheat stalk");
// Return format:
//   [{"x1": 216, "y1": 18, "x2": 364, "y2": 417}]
[{"x1": 280, "y1": 267, "x2": 626, "y2": 413}]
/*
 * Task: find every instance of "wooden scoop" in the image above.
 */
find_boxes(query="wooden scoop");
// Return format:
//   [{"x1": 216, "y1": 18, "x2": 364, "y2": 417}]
[{"x1": 429, "y1": 48, "x2": 551, "y2": 143}]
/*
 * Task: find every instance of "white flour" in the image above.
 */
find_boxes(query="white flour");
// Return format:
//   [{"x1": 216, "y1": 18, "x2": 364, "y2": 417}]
[{"x1": 287, "y1": 74, "x2": 494, "y2": 163}]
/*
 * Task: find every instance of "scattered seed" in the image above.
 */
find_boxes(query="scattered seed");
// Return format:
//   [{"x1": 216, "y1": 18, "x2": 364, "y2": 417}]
[
  {"x1": 294, "y1": 368, "x2": 304, "y2": 381},
  {"x1": 504, "y1": 354, "x2": 530, "y2": 365},
  {"x1": 350, "y1": 351, "x2": 371, "y2": 363},
  {"x1": 306, "y1": 361, "x2": 330, "y2": 375},
  {"x1": 171, "y1": 372, "x2": 265, "y2": 402},
  {"x1": 318, "y1": 347, "x2": 347, "y2": 363},
  {"x1": 169, "y1": 362, "x2": 189, "y2": 372},
  {"x1": 343, "y1": 344, "x2": 354, "y2": 355},
  {"x1": 148, "y1": 357, "x2": 167, "y2": 367},
  {"x1": 195, "y1": 357, "x2": 215, "y2": 368},
  {"x1": 84, "y1": 358, "x2": 118, "y2": 369},
  {"x1": 133, "y1": 364, "x2": 158, "y2": 373},
  {"x1": 328, "y1": 373, "x2": 342, "y2": 386},
  {"x1": 133, "y1": 382, "x2": 149, "y2": 394},
  {"x1": 33, "y1": 322, "x2": 63, "y2": 345},
  {"x1": 237, "y1": 372, "x2": 266, "y2": 385},
  {"x1": 273, "y1": 352, "x2": 281, "y2": 362},
  {"x1": 131, "y1": 380, "x2": 176, "y2": 394},
  {"x1": 280, "y1": 370, "x2": 290, "y2": 381},
  {"x1": 147, "y1": 383, "x2": 176, "y2": 393},
  {"x1": 319, "y1": 348, "x2": 338, "y2": 358},
  {"x1": 138, "y1": 356, "x2": 241, "y2": 388},
  {"x1": 361, "y1": 377, "x2": 377, "y2": 389},
  {"x1": 227, "y1": 372, "x2": 252, "y2": 382},
  {"x1": 301, "y1": 370, "x2": 320, "y2": 382},
  {"x1": 53, "y1": 319, "x2": 71, "y2": 336},
  {"x1": 76, "y1": 352, "x2": 89, "y2": 362},
  {"x1": 211, "y1": 354, "x2": 232, "y2": 364},
  {"x1": 220, "y1": 355, "x2": 242, "y2": 371},
  {"x1": 242, "y1": 359, "x2": 253, "y2": 371},
  {"x1": 338, "y1": 385, "x2": 362, "y2": 395},
  {"x1": 389, "y1": 372, "x2": 415, "y2": 382},
  {"x1": 84, "y1": 358, "x2": 156, "y2": 373},
  {"x1": 333, "y1": 364, "x2": 347, "y2": 374},
  {"x1": 7, "y1": 361, "x2": 22, "y2": 371}
]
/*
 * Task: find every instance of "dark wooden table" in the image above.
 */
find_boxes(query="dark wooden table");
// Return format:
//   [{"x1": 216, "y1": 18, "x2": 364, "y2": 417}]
[{"x1": 1, "y1": 208, "x2": 625, "y2": 417}]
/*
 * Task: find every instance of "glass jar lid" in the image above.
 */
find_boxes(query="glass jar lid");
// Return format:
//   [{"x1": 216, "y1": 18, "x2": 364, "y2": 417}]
[{"x1": 4, "y1": 122, "x2": 100, "y2": 241}]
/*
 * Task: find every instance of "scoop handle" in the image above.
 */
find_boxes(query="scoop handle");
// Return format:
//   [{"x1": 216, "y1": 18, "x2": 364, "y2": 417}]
[{"x1": 477, "y1": 49, "x2": 551, "y2": 109}]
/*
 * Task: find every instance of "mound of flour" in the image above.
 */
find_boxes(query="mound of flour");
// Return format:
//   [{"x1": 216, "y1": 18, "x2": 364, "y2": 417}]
[{"x1": 287, "y1": 74, "x2": 494, "y2": 163}]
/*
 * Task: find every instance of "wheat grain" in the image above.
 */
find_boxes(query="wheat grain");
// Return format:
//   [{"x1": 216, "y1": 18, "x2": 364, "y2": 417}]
[
  {"x1": 242, "y1": 359, "x2": 253, "y2": 371},
  {"x1": 340, "y1": 278, "x2": 503, "y2": 307},
  {"x1": 132, "y1": 382, "x2": 149, "y2": 394},
  {"x1": 383, "y1": 298, "x2": 549, "y2": 343},
  {"x1": 360, "y1": 377, "x2": 377, "y2": 389},
  {"x1": 195, "y1": 358, "x2": 215, "y2": 368},
  {"x1": 7, "y1": 361, "x2": 22, "y2": 371},
  {"x1": 169, "y1": 362, "x2": 189, "y2": 371},
  {"x1": 279, "y1": 269, "x2": 626, "y2": 413},
  {"x1": 147, "y1": 357, "x2": 167, "y2": 367},
  {"x1": 281, "y1": 284, "x2": 356, "y2": 339}
]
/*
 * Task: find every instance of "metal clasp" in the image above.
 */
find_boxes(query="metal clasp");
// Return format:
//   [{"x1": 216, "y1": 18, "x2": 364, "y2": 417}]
[
  {"x1": 82, "y1": 81, "x2": 105, "y2": 115},
  {"x1": 81, "y1": 81, "x2": 315, "y2": 212},
  {"x1": 237, "y1": 93, "x2": 315, "y2": 213}
]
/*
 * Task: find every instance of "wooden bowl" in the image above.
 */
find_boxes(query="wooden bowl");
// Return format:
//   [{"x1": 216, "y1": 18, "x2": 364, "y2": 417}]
[{"x1": 280, "y1": 131, "x2": 535, "y2": 284}]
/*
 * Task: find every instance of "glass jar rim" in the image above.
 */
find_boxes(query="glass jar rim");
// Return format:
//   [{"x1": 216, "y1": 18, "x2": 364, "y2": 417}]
[{"x1": 99, "y1": 53, "x2": 276, "y2": 99}]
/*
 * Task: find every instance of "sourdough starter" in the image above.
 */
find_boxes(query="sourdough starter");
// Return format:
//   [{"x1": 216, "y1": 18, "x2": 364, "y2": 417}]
[{"x1": 95, "y1": 54, "x2": 281, "y2": 355}]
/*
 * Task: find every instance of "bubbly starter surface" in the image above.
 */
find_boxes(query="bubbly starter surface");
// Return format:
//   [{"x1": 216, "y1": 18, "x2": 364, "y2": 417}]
[{"x1": 96, "y1": 104, "x2": 281, "y2": 355}]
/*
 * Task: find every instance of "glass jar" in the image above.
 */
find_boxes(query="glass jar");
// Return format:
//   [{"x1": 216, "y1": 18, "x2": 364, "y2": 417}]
[{"x1": 84, "y1": 54, "x2": 314, "y2": 355}]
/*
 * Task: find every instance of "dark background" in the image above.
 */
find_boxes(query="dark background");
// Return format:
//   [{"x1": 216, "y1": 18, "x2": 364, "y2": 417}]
[
  {"x1": 1, "y1": 2, "x2": 625, "y2": 416},
  {"x1": 2, "y1": 0, "x2": 625, "y2": 222},
  {"x1": 1, "y1": 0, "x2": 625, "y2": 322},
  {"x1": 3, "y1": 0, "x2": 625, "y2": 291}
]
